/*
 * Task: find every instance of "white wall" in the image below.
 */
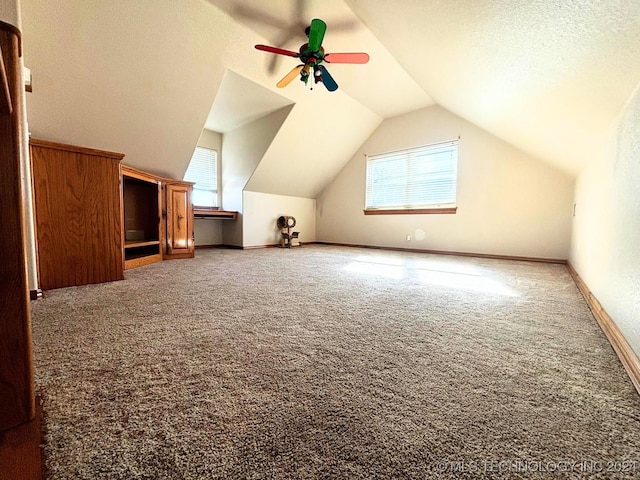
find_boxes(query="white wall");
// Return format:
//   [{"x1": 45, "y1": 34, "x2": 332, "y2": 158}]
[
  {"x1": 0, "y1": 0, "x2": 20, "y2": 27},
  {"x1": 317, "y1": 105, "x2": 574, "y2": 259},
  {"x1": 20, "y1": 1, "x2": 383, "y2": 204},
  {"x1": 246, "y1": 92, "x2": 381, "y2": 198},
  {"x1": 570, "y1": 81, "x2": 640, "y2": 356},
  {"x1": 221, "y1": 106, "x2": 293, "y2": 246},
  {"x1": 243, "y1": 191, "x2": 316, "y2": 247},
  {"x1": 20, "y1": 0, "x2": 233, "y2": 180}
]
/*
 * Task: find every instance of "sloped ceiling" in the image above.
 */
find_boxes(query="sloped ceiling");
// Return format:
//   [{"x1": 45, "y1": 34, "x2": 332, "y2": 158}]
[
  {"x1": 20, "y1": 0, "x2": 426, "y2": 192},
  {"x1": 205, "y1": 70, "x2": 293, "y2": 133},
  {"x1": 245, "y1": 91, "x2": 381, "y2": 198},
  {"x1": 21, "y1": 0, "x2": 232, "y2": 179},
  {"x1": 208, "y1": 0, "x2": 434, "y2": 118},
  {"x1": 20, "y1": 0, "x2": 640, "y2": 192},
  {"x1": 345, "y1": 0, "x2": 640, "y2": 176}
]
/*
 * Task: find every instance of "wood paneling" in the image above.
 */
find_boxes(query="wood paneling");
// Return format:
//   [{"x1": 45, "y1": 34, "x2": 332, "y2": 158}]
[
  {"x1": 0, "y1": 43, "x2": 12, "y2": 114},
  {"x1": 30, "y1": 140, "x2": 124, "y2": 290},
  {"x1": 0, "y1": 20, "x2": 35, "y2": 433},
  {"x1": 123, "y1": 179, "x2": 160, "y2": 242}
]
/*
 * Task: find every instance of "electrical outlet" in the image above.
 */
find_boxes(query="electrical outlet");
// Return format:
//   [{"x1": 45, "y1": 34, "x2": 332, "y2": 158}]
[{"x1": 406, "y1": 234, "x2": 411, "y2": 241}]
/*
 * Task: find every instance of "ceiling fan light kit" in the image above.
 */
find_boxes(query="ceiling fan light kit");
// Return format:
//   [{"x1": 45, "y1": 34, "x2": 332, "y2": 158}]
[{"x1": 255, "y1": 18, "x2": 370, "y2": 92}]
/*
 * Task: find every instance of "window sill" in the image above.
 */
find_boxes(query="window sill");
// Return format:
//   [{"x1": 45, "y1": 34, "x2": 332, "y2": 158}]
[{"x1": 363, "y1": 207, "x2": 457, "y2": 215}]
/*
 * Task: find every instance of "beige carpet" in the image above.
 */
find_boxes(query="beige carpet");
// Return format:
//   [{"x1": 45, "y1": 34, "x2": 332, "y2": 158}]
[{"x1": 30, "y1": 245, "x2": 640, "y2": 479}]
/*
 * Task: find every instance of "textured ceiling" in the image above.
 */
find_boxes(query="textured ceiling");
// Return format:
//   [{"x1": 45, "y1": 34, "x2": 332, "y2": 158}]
[
  {"x1": 345, "y1": 0, "x2": 640, "y2": 176},
  {"x1": 20, "y1": 0, "x2": 640, "y2": 196},
  {"x1": 207, "y1": 0, "x2": 640, "y2": 176},
  {"x1": 20, "y1": 0, "x2": 384, "y2": 197},
  {"x1": 207, "y1": 0, "x2": 434, "y2": 119}
]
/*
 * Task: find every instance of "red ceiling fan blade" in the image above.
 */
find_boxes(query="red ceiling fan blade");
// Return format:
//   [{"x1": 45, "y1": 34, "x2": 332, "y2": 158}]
[
  {"x1": 324, "y1": 52, "x2": 370, "y2": 64},
  {"x1": 255, "y1": 45, "x2": 300, "y2": 58},
  {"x1": 277, "y1": 65, "x2": 304, "y2": 88}
]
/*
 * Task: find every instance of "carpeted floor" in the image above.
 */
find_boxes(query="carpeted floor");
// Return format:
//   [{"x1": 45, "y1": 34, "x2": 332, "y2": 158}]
[{"x1": 30, "y1": 245, "x2": 640, "y2": 479}]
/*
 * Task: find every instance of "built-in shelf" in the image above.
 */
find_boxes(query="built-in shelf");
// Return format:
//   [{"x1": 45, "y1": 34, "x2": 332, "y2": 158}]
[
  {"x1": 122, "y1": 165, "x2": 163, "y2": 270},
  {"x1": 124, "y1": 240, "x2": 160, "y2": 249},
  {"x1": 193, "y1": 208, "x2": 237, "y2": 220}
]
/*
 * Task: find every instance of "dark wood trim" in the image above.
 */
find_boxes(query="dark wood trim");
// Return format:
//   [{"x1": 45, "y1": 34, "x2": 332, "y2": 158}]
[
  {"x1": 29, "y1": 290, "x2": 42, "y2": 301},
  {"x1": 0, "y1": 20, "x2": 21, "y2": 56},
  {"x1": 124, "y1": 240, "x2": 160, "y2": 248},
  {"x1": 364, "y1": 207, "x2": 457, "y2": 215},
  {"x1": 195, "y1": 244, "x2": 226, "y2": 249},
  {"x1": 29, "y1": 139, "x2": 124, "y2": 160},
  {"x1": 124, "y1": 253, "x2": 162, "y2": 270},
  {"x1": 315, "y1": 242, "x2": 566, "y2": 264},
  {"x1": 121, "y1": 164, "x2": 161, "y2": 184},
  {"x1": 0, "y1": 396, "x2": 43, "y2": 480},
  {"x1": 0, "y1": 47, "x2": 12, "y2": 114},
  {"x1": 567, "y1": 262, "x2": 640, "y2": 396},
  {"x1": 0, "y1": 22, "x2": 35, "y2": 432}
]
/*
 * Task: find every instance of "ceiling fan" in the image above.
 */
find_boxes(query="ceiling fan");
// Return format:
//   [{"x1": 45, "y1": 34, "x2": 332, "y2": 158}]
[
  {"x1": 255, "y1": 18, "x2": 369, "y2": 92},
  {"x1": 233, "y1": 0, "x2": 359, "y2": 74}
]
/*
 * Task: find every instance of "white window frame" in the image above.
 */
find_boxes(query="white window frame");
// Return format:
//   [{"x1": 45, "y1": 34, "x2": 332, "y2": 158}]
[
  {"x1": 364, "y1": 139, "x2": 458, "y2": 215},
  {"x1": 183, "y1": 146, "x2": 219, "y2": 208}
]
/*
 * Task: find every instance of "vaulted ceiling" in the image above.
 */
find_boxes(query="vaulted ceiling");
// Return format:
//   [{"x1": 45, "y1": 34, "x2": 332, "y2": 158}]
[
  {"x1": 345, "y1": 0, "x2": 640, "y2": 176},
  {"x1": 20, "y1": 0, "x2": 640, "y2": 197}
]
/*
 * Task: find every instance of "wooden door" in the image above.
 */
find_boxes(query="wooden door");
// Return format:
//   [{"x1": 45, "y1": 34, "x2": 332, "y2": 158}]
[{"x1": 165, "y1": 183, "x2": 194, "y2": 257}]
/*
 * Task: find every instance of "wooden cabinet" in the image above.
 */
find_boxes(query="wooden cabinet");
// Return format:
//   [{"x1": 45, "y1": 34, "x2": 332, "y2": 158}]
[
  {"x1": 121, "y1": 165, "x2": 163, "y2": 269},
  {"x1": 30, "y1": 139, "x2": 124, "y2": 290},
  {"x1": 121, "y1": 167, "x2": 194, "y2": 269},
  {"x1": 30, "y1": 143, "x2": 193, "y2": 279},
  {"x1": 164, "y1": 181, "x2": 194, "y2": 258}
]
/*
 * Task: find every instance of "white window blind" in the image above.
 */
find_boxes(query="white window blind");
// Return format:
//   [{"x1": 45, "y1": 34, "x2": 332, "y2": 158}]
[
  {"x1": 365, "y1": 140, "x2": 458, "y2": 210},
  {"x1": 183, "y1": 146, "x2": 218, "y2": 207}
]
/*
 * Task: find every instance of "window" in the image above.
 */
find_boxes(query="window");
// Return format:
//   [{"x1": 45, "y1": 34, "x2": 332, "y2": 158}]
[
  {"x1": 364, "y1": 140, "x2": 458, "y2": 215},
  {"x1": 183, "y1": 146, "x2": 218, "y2": 207}
]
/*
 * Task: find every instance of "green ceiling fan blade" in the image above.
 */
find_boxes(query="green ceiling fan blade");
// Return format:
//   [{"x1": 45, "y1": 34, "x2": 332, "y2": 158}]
[
  {"x1": 308, "y1": 18, "x2": 327, "y2": 52},
  {"x1": 277, "y1": 65, "x2": 304, "y2": 88}
]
